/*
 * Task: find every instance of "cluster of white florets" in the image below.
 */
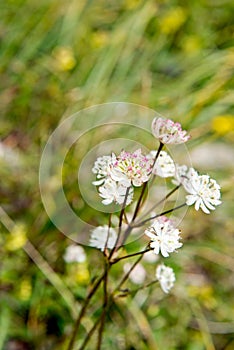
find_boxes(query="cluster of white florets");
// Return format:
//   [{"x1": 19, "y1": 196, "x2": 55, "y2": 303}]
[{"x1": 89, "y1": 117, "x2": 222, "y2": 294}]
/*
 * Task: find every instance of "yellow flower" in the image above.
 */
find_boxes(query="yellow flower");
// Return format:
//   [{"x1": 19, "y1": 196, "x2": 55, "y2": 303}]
[
  {"x1": 160, "y1": 7, "x2": 187, "y2": 34},
  {"x1": 18, "y1": 279, "x2": 32, "y2": 301},
  {"x1": 75, "y1": 264, "x2": 90, "y2": 284},
  {"x1": 182, "y1": 35, "x2": 202, "y2": 54},
  {"x1": 53, "y1": 46, "x2": 76, "y2": 71},
  {"x1": 5, "y1": 224, "x2": 27, "y2": 251},
  {"x1": 188, "y1": 285, "x2": 217, "y2": 309},
  {"x1": 125, "y1": 0, "x2": 142, "y2": 10},
  {"x1": 212, "y1": 115, "x2": 234, "y2": 135},
  {"x1": 92, "y1": 31, "x2": 108, "y2": 48}
]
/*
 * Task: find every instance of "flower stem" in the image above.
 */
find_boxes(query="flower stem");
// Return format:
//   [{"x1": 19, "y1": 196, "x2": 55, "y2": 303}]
[
  {"x1": 78, "y1": 317, "x2": 101, "y2": 350},
  {"x1": 113, "y1": 253, "x2": 145, "y2": 294},
  {"x1": 133, "y1": 202, "x2": 187, "y2": 228},
  {"x1": 131, "y1": 142, "x2": 164, "y2": 222},
  {"x1": 111, "y1": 248, "x2": 151, "y2": 264},
  {"x1": 109, "y1": 186, "x2": 131, "y2": 258},
  {"x1": 96, "y1": 261, "x2": 109, "y2": 350},
  {"x1": 66, "y1": 271, "x2": 107, "y2": 350},
  {"x1": 137, "y1": 185, "x2": 180, "y2": 223},
  {"x1": 117, "y1": 279, "x2": 158, "y2": 298}
]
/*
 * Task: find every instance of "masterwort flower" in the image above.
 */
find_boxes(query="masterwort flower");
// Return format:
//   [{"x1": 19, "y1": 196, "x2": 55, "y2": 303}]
[
  {"x1": 144, "y1": 216, "x2": 182, "y2": 257},
  {"x1": 184, "y1": 174, "x2": 222, "y2": 214},
  {"x1": 90, "y1": 225, "x2": 117, "y2": 251},
  {"x1": 98, "y1": 178, "x2": 134, "y2": 205},
  {"x1": 92, "y1": 154, "x2": 116, "y2": 186},
  {"x1": 172, "y1": 165, "x2": 198, "y2": 186},
  {"x1": 110, "y1": 149, "x2": 152, "y2": 187},
  {"x1": 156, "y1": 264, "x2": 176, "y2": 294},
  {"x1": 152, "y1": 117, "x2": 190, "y2": 144},
  {"x1": 148, "y1": 150, "x2": 175, "y2": 178},
  {"x1": 63, "y1": 245, "x2": 86, "y2": 263}
]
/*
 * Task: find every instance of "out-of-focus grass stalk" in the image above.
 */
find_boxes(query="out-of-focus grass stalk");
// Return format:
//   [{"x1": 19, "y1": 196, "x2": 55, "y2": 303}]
[
  {"x1": 189, "y1": 298, "x2": 216, "y2": 350},
  {"x1": 0, "y1": 206, "x2": 79, "y2": 320}
]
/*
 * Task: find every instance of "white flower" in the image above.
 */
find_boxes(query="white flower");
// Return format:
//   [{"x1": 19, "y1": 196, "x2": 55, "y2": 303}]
[
  {"x1": 89, "y1": 225, "x2": 117, "y2": 251},
  {"x1": 172, "y1": 165, "x2": 198, "y2": 187},
  {"x1": 156, "y1": 264, "x2": 175, "y2": 293},
  {"x1": 184, "y1": 174, "x2": 222, "y2": 214},
  {"x1": 123, "y1": 263, "x2": 146, "y2": 285},
  {"x1": 98, "y1": 178, "x2": 134, "y2": 205},
  {"x1": 110, "y1": 149, "x2": 152, "y2": 187},
  {"x1": 63, "y1": 245, "x2": 86, "y2": 263},
  {"x1": 144, "y1": 216, "x2": 182, "y2": 257},
  {"x1": 143, "y1": 250, "x2": 159, "y2": 263},
  {"x1": 148, "y1": 150, "x2": 175, "y2": 178},
  {"x1": 92, "y1": 154, "x2": 116, "y2": 186},
  {"x1": 152, "y1": 117, "x2": 190, "y2": 144}
]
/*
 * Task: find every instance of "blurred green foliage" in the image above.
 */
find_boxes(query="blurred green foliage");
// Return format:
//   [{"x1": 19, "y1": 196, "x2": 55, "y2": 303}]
[{"x1": 0, "y1": 0, "x2": 234, "y2": 349}]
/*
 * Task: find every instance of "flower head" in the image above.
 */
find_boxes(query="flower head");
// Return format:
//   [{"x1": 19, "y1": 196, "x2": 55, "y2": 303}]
[
  {"x1": 63, "y1": 245, "x2": 86, "y2": 263},
  {"x1": 152, "y1": 117, "x2": 190, "y2": 144},
  {"x1": 98, "y1": 178, "x2": 134, "y2": 205},
  {"x1": 184, "y1": 174, "x2": 222, "y2": 214},
  {"x1": 144, "y1": 216, "x2": 182, "y2": 257},
  {"x1": 172, "y1": 165, "x2": 198, "y2": 186},
  {"x1": 89, "y1": 225, "x2": 117, "y2": 251},
  {"x1": 148, "y1": 150, "x2": 175, "y2": 178},
  {"x1": 110, "y1": 149, "x2": 152, "y2": 187},
  {"x1": 156, "y1": 264, "x2": 175, "y2": 293},
  {"x1": 92, "y1": 154, "x2": 116, "y2": 186}
]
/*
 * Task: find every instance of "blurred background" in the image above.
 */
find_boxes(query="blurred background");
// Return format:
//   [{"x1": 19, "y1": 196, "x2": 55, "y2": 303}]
[{"x1": 0, "y1": 0, "x2": 234, "y2": 349}]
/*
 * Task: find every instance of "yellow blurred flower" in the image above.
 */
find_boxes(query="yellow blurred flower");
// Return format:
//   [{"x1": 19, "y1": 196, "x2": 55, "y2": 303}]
[
  {"x1": 188, "y1": 285, "x2": 217, "y2": 309},
  {"x1": 160, "y1": 7, "x2": 187, "y2": 34},
  {"x1": 66, "y1": 263, "x2": 90, "y2": 286},
  {"x1": 75, "y1": 264, "x2": 90, "y2": 284},
  {"x1": 53, "y1": 46, "x2": 76, "y2": 71},
  {"x1": 125, "y1": 0, "x2": 142, "y2": 10},
  {"x1": 182, "y1": 35, "x2": 202, "y2": 54},
  {"x1": 5, "y1": 224, "x2": 27, "y2": 251},
  {"x1": 19, "y1": 279, "x2": 32, "y2": 301},
  {"x1": 92, "y1": 31, "x2": 109, "y2": 48},
  {"x1": 212, "y1": 115, "x2": 234, "y2": 135}
]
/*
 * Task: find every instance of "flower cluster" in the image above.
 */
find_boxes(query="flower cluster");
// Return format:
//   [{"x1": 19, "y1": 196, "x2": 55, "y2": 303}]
[
  {"x1": 147, "y1": 150, "x2": 175, "y2": 178},
  {"x1": 144, "y1": 216, "x2": 182, "y2": 258},
  {"x1": 92, "y1": 149, "x2": 152, "y2": 206},
  {"x1": 156, "y1": 264, "x2": 176, "y2": 294},
  {"x1": 152, "y1": 117, "x2": 190, "y2": 144},
  {"x1": 173, "y1": 165, "x2": 222, "y2": 214},
  {"x1": 89, "y1": 116, "x2": 222, "y2": 294},
  {"x1": 89, "y1": 225, "x2": 117, "y2": 251}
]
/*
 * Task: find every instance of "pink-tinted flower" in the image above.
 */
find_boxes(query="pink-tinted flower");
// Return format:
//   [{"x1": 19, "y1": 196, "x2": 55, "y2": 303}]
[
  {"x1": 152, "y1": 117, "x2": 190, "y2": 144},
  {"x1": 110, "y1": 149, "x2": 153, "y2": 187}
]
